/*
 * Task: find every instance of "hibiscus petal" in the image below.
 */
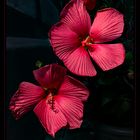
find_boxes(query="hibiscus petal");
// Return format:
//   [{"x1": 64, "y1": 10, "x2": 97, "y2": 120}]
[
  {"x1": 83, "y1": 0, "x2": 96, "y2": 10},
  {"x1": 33, "y1": 64, "x2": 67, "y2": 89},
  {"x1": 90, "y1": 8, "x2": 124, "y2": 43},
  {"x1": 34, "y1": 98, "x2": 67, "y2": 137},
  {"x1": 63, "y1": 47, "x2": 97, "y2": 76},
  {"x1": 56, "y1": 96, "x2": 83, "y2": 129},
  {"x1": 49, "y1": 22, "x2": 80, "y2": 61},
  {"x1": 55, "y1": 76, "x2": 89, "y2": 129},
  {"x1": 88, "y1": 43, "x2": 125, "y2": 71},
  {"x1": 9, "y1": 82, "x2": 45, "y2": 120},
  {"x1": 60, "y1": 0, "x2": 91, "y2": 37},
  {"x1": 58, "y1": 76, "x2": 89, "y2": 102}
]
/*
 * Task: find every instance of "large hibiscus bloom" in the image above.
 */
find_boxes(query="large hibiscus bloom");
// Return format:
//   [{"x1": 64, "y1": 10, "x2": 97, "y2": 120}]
[
  {"x1": 9, "y1": 64, "x2": 89, "y2": 137},
  {"x1": 49, "y1": 0, "x2": 125, "y2": 77}
]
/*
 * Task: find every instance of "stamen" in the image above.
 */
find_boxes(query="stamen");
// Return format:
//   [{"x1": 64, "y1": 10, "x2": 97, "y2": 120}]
[
  {"x1": 45, "y1": 88, "x2": 59, "y2": 113},
  {"x1": 81, "y1": 36, "x2": 93, "y2": 50},
  {"x1": 47, "y1": 95, "x2": 59, "y2": 113}
]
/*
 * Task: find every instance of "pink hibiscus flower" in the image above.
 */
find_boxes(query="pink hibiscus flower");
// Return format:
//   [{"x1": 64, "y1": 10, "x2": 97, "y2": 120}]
[
  {"x1": 9, "y1": 64, "x2": 89, "y2": 137},
  {"x1": 49, "y1": 0, "x2": 125, "y2": 77}
]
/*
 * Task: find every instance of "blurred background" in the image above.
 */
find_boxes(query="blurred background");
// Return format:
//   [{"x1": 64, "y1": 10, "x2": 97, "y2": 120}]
[{"x1": 6, "y1": 0, "x2": 135, "y2": 140}]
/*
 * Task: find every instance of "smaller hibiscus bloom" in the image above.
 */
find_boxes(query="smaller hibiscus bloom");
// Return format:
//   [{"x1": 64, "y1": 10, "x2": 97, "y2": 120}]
[
  {"x1": 9, "y1": 64, "x2": 89, "y2": 137},
  {"x1": 49, "y1": 0, "x2": 125, "y2": 77}
]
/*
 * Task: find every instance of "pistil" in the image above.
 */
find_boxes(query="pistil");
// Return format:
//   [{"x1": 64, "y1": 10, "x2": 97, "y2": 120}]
[
  {"x1": 81, "y1": 36, "x2": 93, "y2": 50},
  {"x1": 44, "y1": 88, "x2": 58, "y2": 113}
]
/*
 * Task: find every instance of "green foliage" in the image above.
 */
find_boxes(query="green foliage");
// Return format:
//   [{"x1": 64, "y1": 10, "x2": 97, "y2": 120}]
[{"x1": 35, "y1": 60, "x2": 43, "y2": 68}]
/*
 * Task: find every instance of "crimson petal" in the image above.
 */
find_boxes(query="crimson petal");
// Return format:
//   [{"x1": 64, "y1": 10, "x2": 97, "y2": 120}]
[
  {"x1": 49, "y1": 22, "x2": 80, "y2": 61},
  {"x1": 9, "y1": 82, "x2": 45, "y2": 120},
  {"x1": 60, "y1": 0, "x2": 91, "y2": 38},
  {"x1": 56, "y1": 76, "x2": 89, "y2": 129},
  {"x1": 33, "y1": 64, "x2": 67, "y2": 89},
  {"x1": 34, "y1": 98, "x2": 67, "y2": 137},
  {"x1": 89, "y1": 43, "x2": 125, "y2": 71},
  {"x1": 58, "y1": 76, "x2": 89, "y2": 102},
  {"x1": 90, "y1": 8, "x2": 124, "y2": 43},
  {"x1": 63, "y1": 47, "x2": 97, "y2": 76},
  {"x1": 83, "y1": 0, "x2": 96, "y2": 10},
  {"x1": 56, "y1": 96, "x2": 83, "y2": 129}
]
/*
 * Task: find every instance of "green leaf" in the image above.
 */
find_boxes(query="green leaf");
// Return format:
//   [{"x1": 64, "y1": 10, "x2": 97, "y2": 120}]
[
  {"x1": 125, "y1": 51, "x2": 133, "y2": 62},
  {"x1": 35, "y1": 60, "x2": 43, "y2": 68}
]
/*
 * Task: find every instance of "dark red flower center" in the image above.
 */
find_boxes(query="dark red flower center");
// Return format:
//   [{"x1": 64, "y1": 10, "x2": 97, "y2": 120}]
[{"x1": 44, "y1": 88, "x2": 57, "y2": 95}]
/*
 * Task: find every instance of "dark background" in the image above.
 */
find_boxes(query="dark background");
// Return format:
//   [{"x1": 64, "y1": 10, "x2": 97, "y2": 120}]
[{"x1": 6, "y1": 0, "x2": 135, "y2": 140}]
